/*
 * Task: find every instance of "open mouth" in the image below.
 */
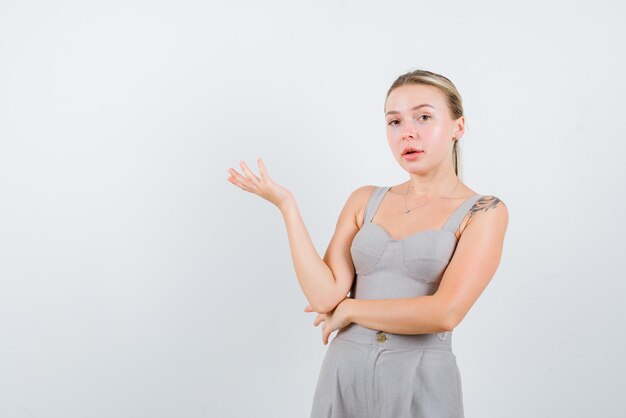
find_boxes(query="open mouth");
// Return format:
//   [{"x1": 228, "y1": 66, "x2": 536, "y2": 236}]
[
  {"x1": 402, "y1": 147, "x2": 424, "y2": 159},
  {"x1": 402, "y1": 146, "x2": 423, "y2": 155}
]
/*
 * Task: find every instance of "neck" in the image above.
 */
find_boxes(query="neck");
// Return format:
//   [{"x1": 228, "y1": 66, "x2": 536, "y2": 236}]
[{"x1": 405, "y1": 168, "x2": 459, "y2": 198}]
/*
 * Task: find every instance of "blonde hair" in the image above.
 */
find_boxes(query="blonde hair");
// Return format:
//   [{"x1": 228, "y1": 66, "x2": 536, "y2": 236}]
[{"x1": 384, "y1": 69, "x2": 465, "y2": 177}]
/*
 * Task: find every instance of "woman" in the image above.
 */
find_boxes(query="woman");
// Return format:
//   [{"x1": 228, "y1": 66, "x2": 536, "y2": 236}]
[{"x1": 227, "y1": 69, "x2": 508, "y2": 418}]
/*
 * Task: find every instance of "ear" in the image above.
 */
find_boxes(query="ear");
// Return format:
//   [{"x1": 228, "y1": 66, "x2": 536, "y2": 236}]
[{"x1": 453, "y1": 116, "x2": 465, "y2": 140}]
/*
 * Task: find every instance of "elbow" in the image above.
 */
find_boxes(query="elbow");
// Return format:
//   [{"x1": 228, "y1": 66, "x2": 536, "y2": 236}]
[
  {"x1": 312, "y1": 304, "x2": 336, "y2": 314},
  {"x1": 312, "y1": 293, "x2": 344, "y2": 314},
  {"x1": 440, "y1": 305, "x2": 461, "y2": 332},
  {"x1": 309, "y1": 297, "x2": 334, "y2": 314},
  {"x1": 310, "y1": 301, "x2": 330, "y2": 314},
  {"x1": 433, "y1": 293, "x2": 463, "y2": 332},
  {"x1": 440, "y1": 315, "x2": 457, "y2": 332}
]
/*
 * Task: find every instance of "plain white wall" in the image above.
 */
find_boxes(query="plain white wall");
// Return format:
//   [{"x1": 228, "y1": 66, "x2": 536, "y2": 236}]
[{"x1": 1, "y1": 1, "x2": 625, "y2": 417}]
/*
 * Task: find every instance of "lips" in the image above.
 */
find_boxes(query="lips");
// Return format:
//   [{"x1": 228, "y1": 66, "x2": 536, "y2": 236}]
[{"x1": 401, "y1": 146, "x2": 423, "y2": 155}]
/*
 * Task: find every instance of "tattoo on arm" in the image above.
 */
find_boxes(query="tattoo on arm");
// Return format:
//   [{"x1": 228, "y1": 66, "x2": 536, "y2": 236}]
[
  {"x1": 468, "y1": 196, "x2": 502, "y2": 222},
  {"x1": 455, "y1": 196, "x2": 504, "y2": 237}
]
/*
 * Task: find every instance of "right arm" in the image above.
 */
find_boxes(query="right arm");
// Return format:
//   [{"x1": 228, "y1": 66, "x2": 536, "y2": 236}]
[
  {"x1": 226, "y1": 158, "x2": 372, "y2": 313},
  {"x1": 279, "y1": 186, "x2": 374, "y2": 313}
]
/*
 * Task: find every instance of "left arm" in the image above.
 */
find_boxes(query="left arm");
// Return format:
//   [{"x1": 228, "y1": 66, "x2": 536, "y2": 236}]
[{"x1": 344, "y1": 197, "x2": 509, "y2": 335}]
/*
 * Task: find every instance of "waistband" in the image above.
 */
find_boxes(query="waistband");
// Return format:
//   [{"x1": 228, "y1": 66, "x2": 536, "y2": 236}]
[{"x1": 335, "y1": 323, "x2": 453, "y2": 350}]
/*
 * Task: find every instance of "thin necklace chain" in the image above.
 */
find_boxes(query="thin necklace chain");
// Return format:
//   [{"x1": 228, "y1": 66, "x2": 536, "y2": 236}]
[{"x1": 403, "y1": 177, "x2": 461, "y2": 214}]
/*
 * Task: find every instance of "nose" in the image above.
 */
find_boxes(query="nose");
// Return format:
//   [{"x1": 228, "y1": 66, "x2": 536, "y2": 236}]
[
  {"x1": 401, "y1": 129, "x2": 416, "y2": 140},
  {"x1": 401, "y1": 122, "x2": 418, "y2": 140}
]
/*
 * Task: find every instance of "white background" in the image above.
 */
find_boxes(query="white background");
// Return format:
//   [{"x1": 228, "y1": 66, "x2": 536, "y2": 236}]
[{"x1": 1, "y1": 1, "x2": 625, "y2": 417}]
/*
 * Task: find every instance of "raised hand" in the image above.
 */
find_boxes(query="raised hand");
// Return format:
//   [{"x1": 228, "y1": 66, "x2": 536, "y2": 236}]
[{"x1": 227, "y1": 158, "x2": 294, "y2": 210}]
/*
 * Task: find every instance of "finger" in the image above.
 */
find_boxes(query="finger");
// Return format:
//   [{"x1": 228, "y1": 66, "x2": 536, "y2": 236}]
[
  {"x1": 239, "y1": 160, "x2": 261, "y2": 184},
  {"x1": 227, "y1": 172, "x2": 246, "y2": 189},
  {"x1": 314, "y1": 314, "x2": 325, "y2": 327},
  {"x1": 257, "y1": 157, "x2": 270, "y2": 180},
  {"x1": 227, "y1": 169, "x2": 254, "y2": 191}
]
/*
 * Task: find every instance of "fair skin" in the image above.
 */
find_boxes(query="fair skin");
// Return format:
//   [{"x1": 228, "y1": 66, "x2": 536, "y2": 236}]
[{"x1": 227, "y1": 83, "x2": 509, "y2": 345}]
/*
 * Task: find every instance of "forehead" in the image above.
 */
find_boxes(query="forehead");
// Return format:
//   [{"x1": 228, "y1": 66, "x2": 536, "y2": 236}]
[{"x1": 385, "y1": 84, "x2": 445, "y2": 112}]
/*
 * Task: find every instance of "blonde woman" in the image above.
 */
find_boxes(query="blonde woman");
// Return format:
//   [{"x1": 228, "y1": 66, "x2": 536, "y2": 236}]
[{"x1": 227, "y1": 69, "x2": 509, "y2": 418}]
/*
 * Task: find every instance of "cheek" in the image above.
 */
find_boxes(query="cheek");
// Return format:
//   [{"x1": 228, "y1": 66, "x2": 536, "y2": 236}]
[
  {"x1": 424, "y1": 128, "x2": 447, "y2": 145},
  {"x1": 387, "y1": 136, "x2": 402, "y2": 154},
  {"x1": 387, "y1": 126, "x2": 405, "y2": 139},
  {"x1": 422, "y1": 125, "x2": 437, "y2": 136}
]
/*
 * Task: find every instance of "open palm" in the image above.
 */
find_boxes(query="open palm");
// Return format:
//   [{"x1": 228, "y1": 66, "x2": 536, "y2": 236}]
[{"x1": 227, "y1": 158, "x2": 293, "y2": 210}]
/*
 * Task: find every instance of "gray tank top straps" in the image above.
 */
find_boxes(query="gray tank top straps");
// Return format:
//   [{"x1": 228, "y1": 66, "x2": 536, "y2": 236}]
[{"x1": 364, "y1": 186, "x2": 483, "y2": 236}]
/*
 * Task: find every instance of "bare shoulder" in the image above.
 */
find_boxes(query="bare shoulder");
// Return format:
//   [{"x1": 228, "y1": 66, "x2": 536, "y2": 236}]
[
  {"x1": 345, "y1": 185, "x2": 378, "y2": 228},
  {"x1": 348, "y1": 185, "x2": 377, "y2": 202},
  {"x1": 460, "y1": 195, "x2": 509, "y2": 238}
]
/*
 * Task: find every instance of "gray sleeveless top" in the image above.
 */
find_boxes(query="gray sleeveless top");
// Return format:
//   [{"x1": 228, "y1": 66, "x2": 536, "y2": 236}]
[{"x1": 349, "y1": 186, "x2": 484, "y2": 300}]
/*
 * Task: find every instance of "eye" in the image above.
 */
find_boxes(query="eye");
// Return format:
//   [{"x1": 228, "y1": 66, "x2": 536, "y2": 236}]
[
  {"x1": 418, "y1": 115, "x2": 431, "y2": 121},
  {"x1": 388, "y1": 120, "x2": 399, "y2": 126}
]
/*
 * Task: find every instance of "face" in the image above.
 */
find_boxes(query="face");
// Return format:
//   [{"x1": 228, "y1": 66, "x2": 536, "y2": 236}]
[{"x1": 384, "y1": 84, "x2": 464, "y2": 174}]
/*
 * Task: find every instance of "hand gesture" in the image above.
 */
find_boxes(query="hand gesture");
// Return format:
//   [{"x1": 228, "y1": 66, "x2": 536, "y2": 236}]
[
  {"x1": 227, "y1": 158, "x2": 294, "y2": 210},
  {"x1": 304, "y1": 297, "x2": 353, "y2": 345}
]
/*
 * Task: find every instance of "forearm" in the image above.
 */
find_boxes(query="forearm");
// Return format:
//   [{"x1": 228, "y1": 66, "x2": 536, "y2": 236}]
[
  {"x1": 279, "y1": 197, "x2": 337, "y2": 312},
  {"x1": 346, "y1": 295, "x2": 453, "y2": 335}
]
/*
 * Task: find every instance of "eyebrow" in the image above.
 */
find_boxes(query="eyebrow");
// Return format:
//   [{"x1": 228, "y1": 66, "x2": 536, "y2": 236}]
[{"x1": 385, "y1": 104, "x2": 436, "y2": 116}]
